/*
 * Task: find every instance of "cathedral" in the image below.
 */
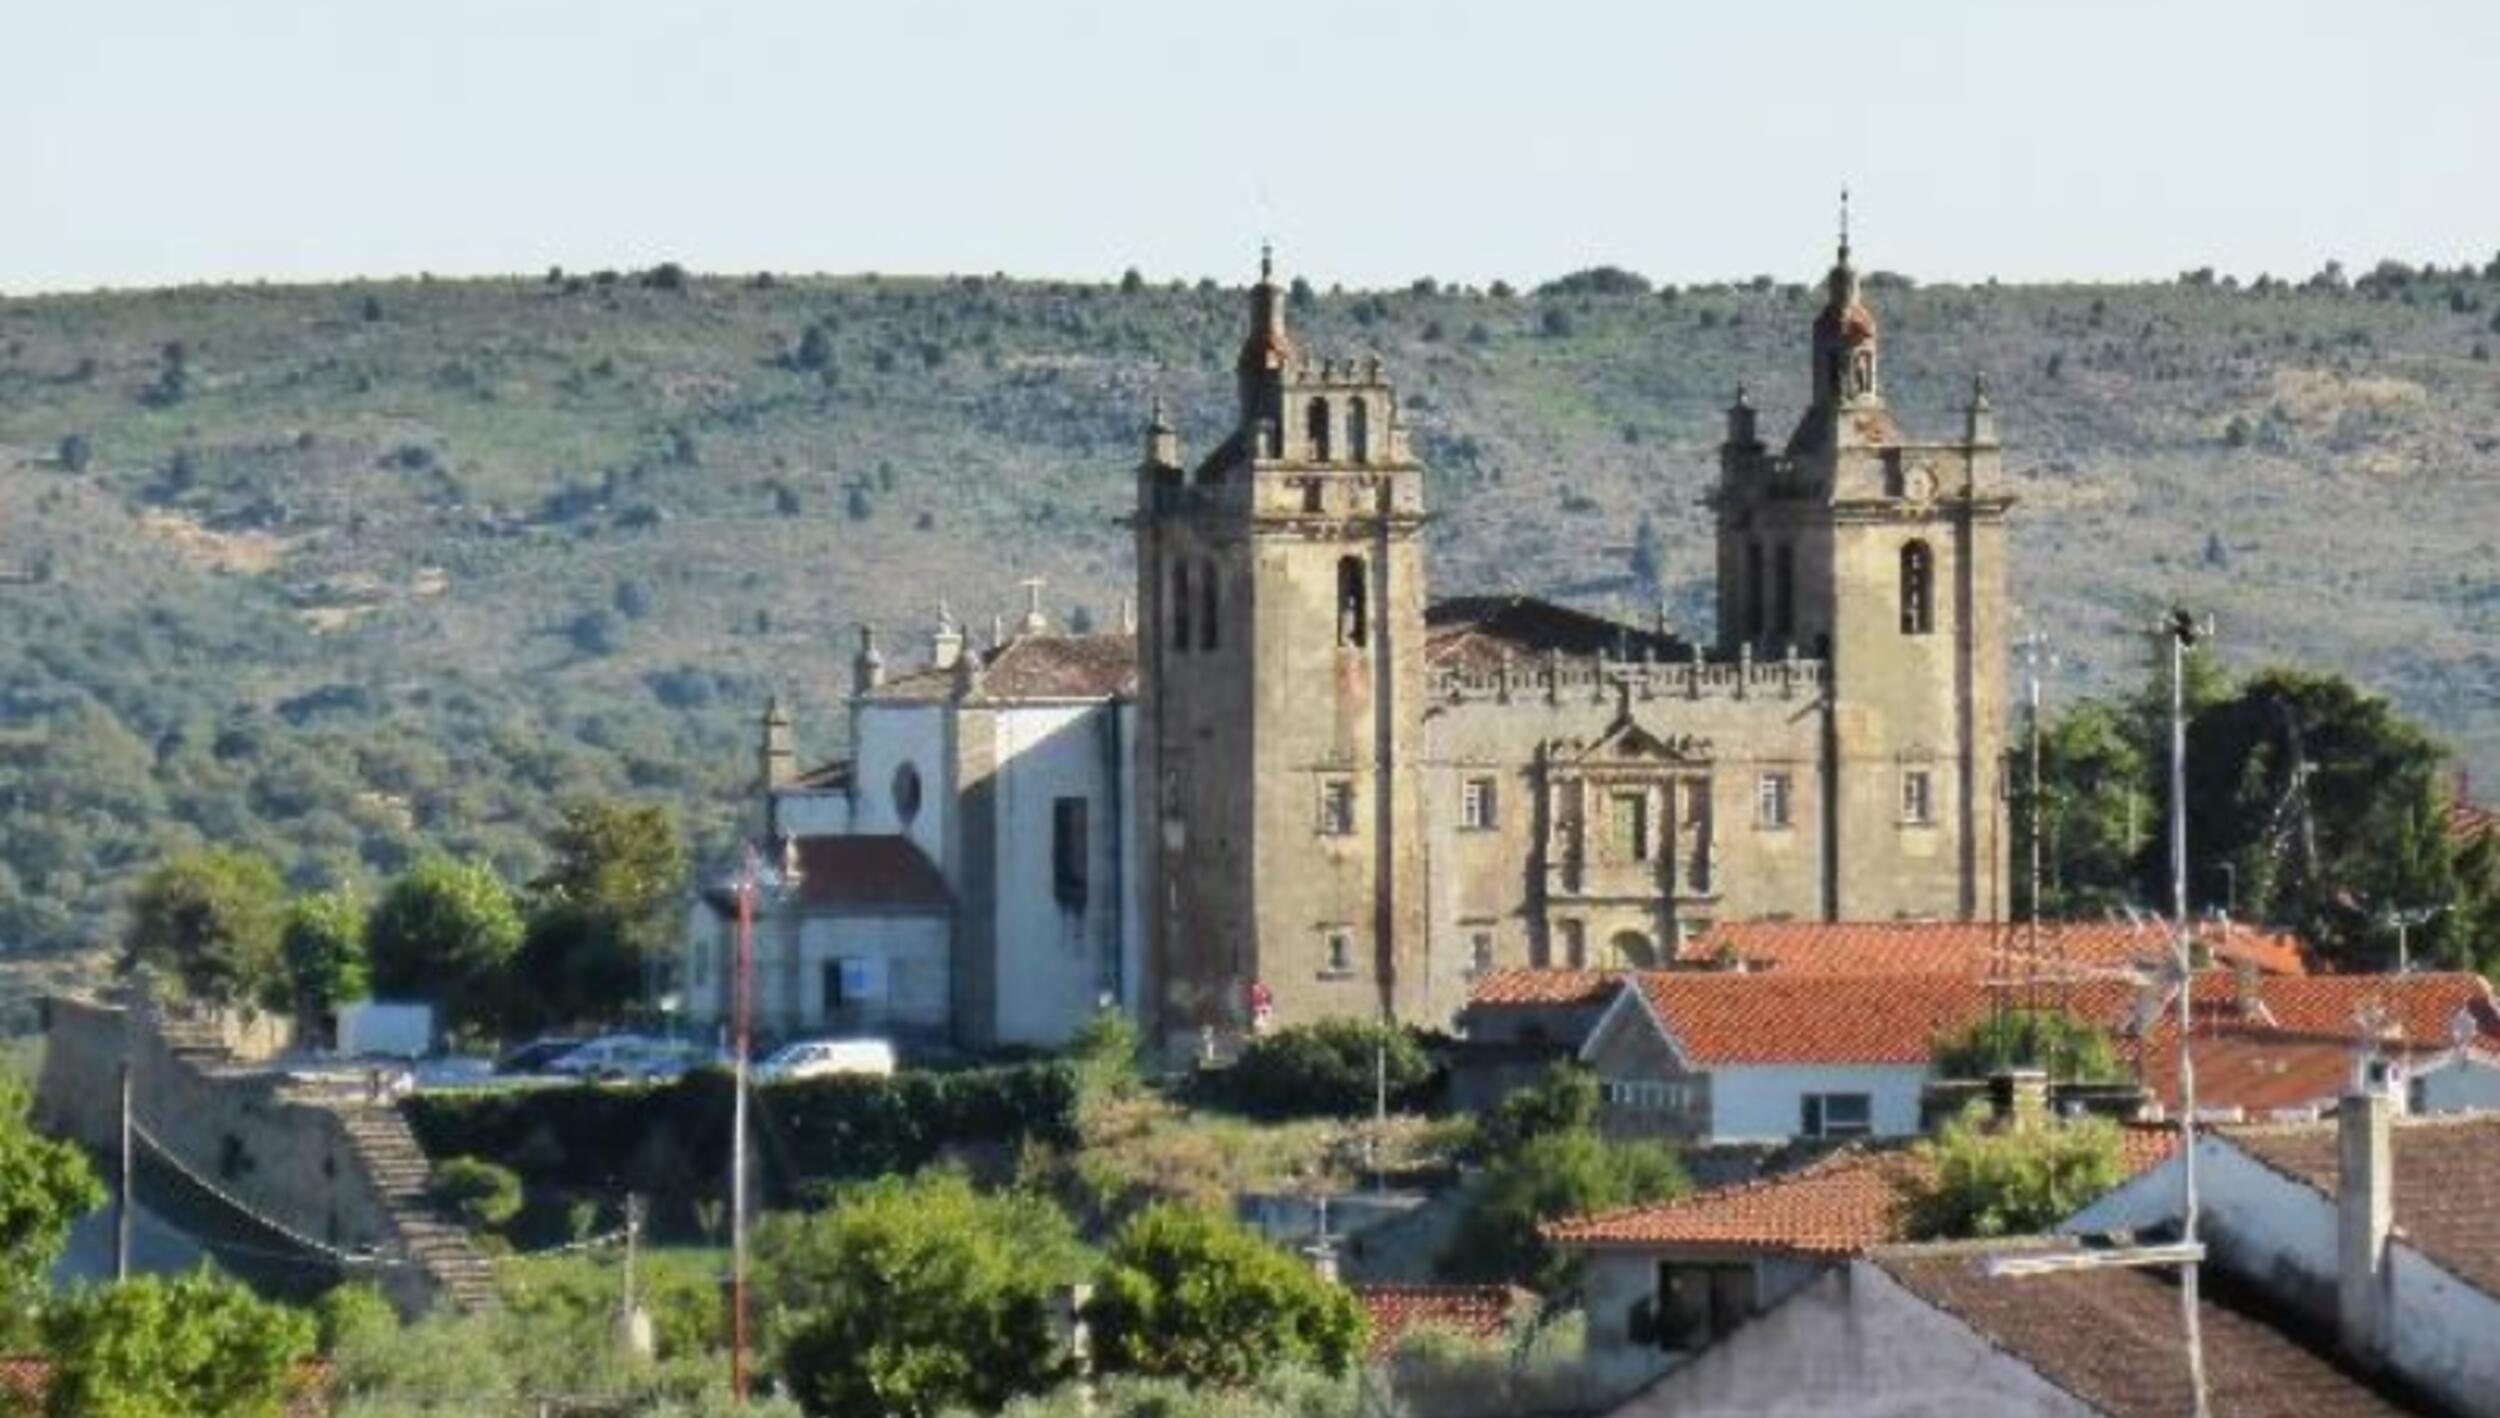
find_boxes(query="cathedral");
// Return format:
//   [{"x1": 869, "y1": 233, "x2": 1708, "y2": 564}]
[{"x1": 682, "y1": 234, "x2": 2012, "y2": 1053}]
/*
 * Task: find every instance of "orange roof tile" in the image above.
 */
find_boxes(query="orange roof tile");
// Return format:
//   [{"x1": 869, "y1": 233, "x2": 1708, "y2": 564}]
[
  {"x1": 2121, "y1": 972, "x2": 2500, "y2": 1114},
  {"x1": 1547, "y1": 1128, "x2": 2177, "y2": 1256},
  {"x1": 1684, "y1": 920, "x2": 2308, "y2": 978},
  {"x1": 1351, "y1": 1284, "x2": 1529, "y2": 1356},
  {"x1": 1624, "y1": 972, "x2": 1992, "y2": 1066},
  {"x1": 1465, "y1": 968, "x2": 1628, "y2": 1008}
]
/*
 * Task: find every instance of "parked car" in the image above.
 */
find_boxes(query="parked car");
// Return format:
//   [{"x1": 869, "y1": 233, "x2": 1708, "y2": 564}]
[
  {"x1": 495, "y1": 1037, "x2": 588, "y2": 1076},
  {"x1": 753, "y1": 1038, "x2": 898, "y2": 1083},
  {"x1": 547, "y1": 1035, "x2": 711, "y2": 1083}
]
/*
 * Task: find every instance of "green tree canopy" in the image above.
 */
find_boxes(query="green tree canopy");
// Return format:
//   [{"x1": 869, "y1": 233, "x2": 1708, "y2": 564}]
[
  {"x1": 38, "y1": 1269, "x2": 317, "y2": 1418},
  {"x1": 763, "y1": 1170, "x2": 1087, "y2": 1417},
  {"x1": 1900, "y1": 1106, "x2": 2127, "y2": 1240},
  {"x1": 366, "y1": 856, "x2": 526, "y2": 1036},
  {"x1": 1439, "y1": 1126, "x2": 1687, "y2": 1291},
  {"x1": 0, "y1": 1075, "x2": 104, "y2": 1344},
  {"x1": 1215, "y1": 1019, "x2": 1437, "y2": 1119},
  {"x1": 280, "y1": 884, "x2": 369, "y2": 1027},
  {"x1": 532, "y1": 799, "x2": 687, "y2": 957},
  {"x1": 1087, "y1": 1203, "x2": 1366, "y2": 1387},
  {"x1": 1931, "y1": 1008, "x2": 2126, "y2": 1084},
  {"x1": 428, "y1": 1155, "x2": 524, "y2": 1232},
  {"x1": 124, "y1": 848, "x2": 288, "y2": 1008}
]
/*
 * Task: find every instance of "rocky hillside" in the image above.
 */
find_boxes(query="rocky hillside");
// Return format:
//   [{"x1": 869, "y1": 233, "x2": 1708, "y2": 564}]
[{"x1": 1, "y1": 258, "x2": 2494, "y2": 953}]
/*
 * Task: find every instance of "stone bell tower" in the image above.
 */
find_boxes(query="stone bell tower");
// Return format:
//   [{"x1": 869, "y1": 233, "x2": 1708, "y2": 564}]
[
  {"x1": 1135, "y1": 250, "x2": 1432, "y2": 1045},
  {"x1": 1714, "y1": 206, "x2": 2013, "y2": 922}
]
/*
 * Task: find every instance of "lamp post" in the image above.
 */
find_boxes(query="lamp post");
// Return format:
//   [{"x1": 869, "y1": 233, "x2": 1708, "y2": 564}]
[{"x1": 727, "y1": 839, "x2": 800, "y2": 1405}]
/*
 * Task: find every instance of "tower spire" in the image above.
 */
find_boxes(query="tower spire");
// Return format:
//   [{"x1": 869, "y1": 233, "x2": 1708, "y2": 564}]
[
  {"x1": 1236, "y1": 246, "x2": 1294, "y2": 440},
  {"x1": 1838, "y1": 186, "x2": 1852, "y2": 266}
]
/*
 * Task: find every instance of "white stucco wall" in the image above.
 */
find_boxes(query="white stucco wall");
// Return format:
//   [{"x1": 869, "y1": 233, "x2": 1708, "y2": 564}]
[
  {"x1": 1708, "y1": 1064, "x2": 1929, "y2": 1144},
  {"x1": 2415, "y1": 1056, "x2": 2500, "y2": 1114},
  {"x1": 990, "y1": 702, "x2": 1127, "y2": 1046},
  {"x1": 679, "y1": 905, "x2": 949, "y2": 1041},
  {"x1": 1611, "y1": 1264, "x2": 2098, "y2": 1417},
  {"x1": 770, "y1": 787, "x2": 852, "y2": 837},
  {"x1": 851, "y1": 703, "x2": 951, "y2": 873}
]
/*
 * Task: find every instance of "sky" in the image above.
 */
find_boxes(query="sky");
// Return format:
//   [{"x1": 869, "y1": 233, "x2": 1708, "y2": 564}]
[{"x1": 7, "y1": 0, "x2": 2496, "y2": 294}]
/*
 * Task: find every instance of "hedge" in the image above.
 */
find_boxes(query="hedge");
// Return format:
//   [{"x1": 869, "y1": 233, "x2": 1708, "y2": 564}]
[{"x1": 401, "y1": 1061, "x2": 1082, "y2": 1230}]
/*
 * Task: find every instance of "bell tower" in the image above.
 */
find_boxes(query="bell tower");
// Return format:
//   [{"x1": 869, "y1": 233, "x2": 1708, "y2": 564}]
[
  {"x1": 1714, "y1": 206, "x2": 2013, "y2": 922},
  {"x1": 1135, "y1": 252, "x2": 1432, "y2": 1046}
]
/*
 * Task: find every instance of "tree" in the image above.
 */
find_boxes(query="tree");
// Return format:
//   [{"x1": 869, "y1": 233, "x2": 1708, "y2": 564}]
[
  {"x1": 513, "y1": 901, "x2": 642, "y2": 1030},
  {"x1": 1216, "y1": 1019, "x2": 1436, "y2": 1119},
  {"x1": 532, "y1": 799, "x2": 686, "y2": 960},
  {"x1": 38, "y1": 1269, "x2": 316, "y2": 1418},
  {"x1": 429, "y1": 1155, "x2": 523, "y2": 1231},
  {"x1": 0, "y1": 1074, "x2": 103, "y2": 1344},
  {"x1": 56, "y1": 434, "x2": 91, "y2": 472},
  {"x1": 280, "y1": 885, "x2": 369, "y2": 1029},
  {"x1": 366, "y1": 857, "x2": 526, "y2": 1036},
  {"x1": 764, "y1": 1171, "x2": 1084, "y2": 1416},
  {"x1": 794, "y1": 324, "x2": 834, "y2": 371},
  {"x1": 1087, "y1": 1203, "x2": 1366, "y2": 1386},
  {"x1": 1931, "y1": 1008, "x2": 2125, "y2": 1083},
  {"x1": 1439, "y1": 1126, "x2": 1686, "y2": 1290},
  {"x1": 124, "y1": 848, "x2": 288, "y2": 1008},
  {"x1": 1901, "y1": 1107, "x2": 2125, "y2": 1240}
]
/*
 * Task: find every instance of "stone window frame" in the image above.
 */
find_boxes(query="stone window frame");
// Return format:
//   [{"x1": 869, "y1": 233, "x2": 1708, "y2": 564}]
[
  {"x1": 1317, "y1": 776, "x2": 1356, "y2": 837},
  {"x1": 1460, "y1": 775, "x2": 1498, "y2": 831},
  {"x1": 1755, "y1": 772, "x2": 1794, "y2": 830},
  {"x1": 1465, "y1": 924, "x2": 1497, "y2": 975},
  {"x1": 1318, "y1": 926, "x2": 1356, "y2": 980},
  {"x1": 1898, "y1": 766, "x2": 1935, "y2": 827}
]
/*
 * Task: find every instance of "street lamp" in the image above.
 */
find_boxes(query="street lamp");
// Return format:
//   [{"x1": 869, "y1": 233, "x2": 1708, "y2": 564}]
[{"x1": 726, "y1": 838, "x2": 800, "y2": 1405}]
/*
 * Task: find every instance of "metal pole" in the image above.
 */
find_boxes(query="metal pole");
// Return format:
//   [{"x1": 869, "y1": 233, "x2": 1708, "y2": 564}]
[
  {"x1": 1373, "y1": 1036, "x2": 1388, "y2": 1195},
  {"x1": 116, "y1": 1059, "x2": 133, "y2": 1283},
  {"x1": 731, "y1": 849, "x2": 754, "y2": 1406},
  {"x1": 2167, "y1": 616, "x2": 2211, "y2": 1418}
]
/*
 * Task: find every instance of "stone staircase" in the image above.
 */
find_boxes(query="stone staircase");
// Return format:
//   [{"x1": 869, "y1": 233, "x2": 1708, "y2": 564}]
[{"x1": 334, "y1": 1104, "x2": 500, "y2": 1314}]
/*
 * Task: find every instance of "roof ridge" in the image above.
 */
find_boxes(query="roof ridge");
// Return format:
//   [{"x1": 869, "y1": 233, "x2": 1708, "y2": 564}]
[{"x1": 1544, "y1": 1142, "x2": 1906, "y2": 1234}]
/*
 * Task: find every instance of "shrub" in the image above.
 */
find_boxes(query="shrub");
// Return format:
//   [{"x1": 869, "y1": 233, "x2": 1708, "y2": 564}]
[
  {"x1": 40, "y1": 1269, "x2": 317, "y2": 1418},
  {"x1": 57, "y1": 433, "x2": 91, "y2": 472},
  {"x1": 1210, "y1": 1019, "x2": 1437, "y2": 1119},
  {"x1": 1901, "y1": 1106, "x2": 2126, "y2": 1240},
  {"x1": 431, "y1": 1155, "x2": 524, "y2": 1231},
  {"x1": 1931, "y1": 1007, "x2": 2125, "y2": 1083},
  {"x1": 1088, "y1": 1203, "x2": 1365, "y2": 1385}
]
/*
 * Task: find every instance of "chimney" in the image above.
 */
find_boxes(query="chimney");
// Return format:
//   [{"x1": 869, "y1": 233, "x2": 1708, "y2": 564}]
[
  {"x1": 930, "y1": 603, "x2": 963, "y2": 671},
  {"x1": 2336, "y1": 1070, "x2": 2396, "y2": 1364},
  {"x1": 758, "y1": 697, "x2": 795, "y2": 791},
  {"x1": 851, "y1": 623, "x2": 885, "y2": 696},
  {"x1": 1987, "y1": 1067, "x2": 2051, "y2": 1128},
  {"x1": 2231, "y1": 959, "x2": 2261, "y2": 1018}
]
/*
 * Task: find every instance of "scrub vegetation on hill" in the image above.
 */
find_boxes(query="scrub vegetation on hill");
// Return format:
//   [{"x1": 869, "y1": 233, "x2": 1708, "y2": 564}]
[{"x1": 3, "y1": 255, "x2": 2498, "y2": 962}]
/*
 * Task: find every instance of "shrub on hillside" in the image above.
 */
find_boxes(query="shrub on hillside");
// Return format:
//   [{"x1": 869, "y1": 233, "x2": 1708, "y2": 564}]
[
  {"x1": 430, "y1": 1155, "x2": 524, "y2": 1231},
  {"x1": 1204, "y1": 1019, "x2": 1438, "y2": 1119}
]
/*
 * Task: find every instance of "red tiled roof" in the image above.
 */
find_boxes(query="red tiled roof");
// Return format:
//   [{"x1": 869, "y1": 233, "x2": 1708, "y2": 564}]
[
  {"x1": 1546, "y1": 1129, "x2": 2177, "y2": 1256},
  {"x1": 2448, "y1": 798, "x2": 2496, "y2": 846},
  {"x1": 1623, "y1": 971, "x2": 1991, "y2": 1066},
  {"x1": 1684, "y1": 920, "x2": 2308, "y2": 979},
  {"x1": 1874, "y1": 1244, "x2": 2416, "y2": 1418},
  {"x1": 1424, "y1": 595, "x2": 1683, "y2": 672},
  {"x1": 792, "y1": 835, "x2": 949, "y2": 911},
  {"x1": 871, "y1": 632, "x2": 1136, "y2": 703},
  {"x1": 1465, "y1": 968, "x2": 1628, "y2": 1008},
  {"x1": 2225, "y1": 1112, "x2": 2500, "y2": 1301},
  {"x1": 1351, "y1": 1284, "x2": 1529, "y2": 1357}
]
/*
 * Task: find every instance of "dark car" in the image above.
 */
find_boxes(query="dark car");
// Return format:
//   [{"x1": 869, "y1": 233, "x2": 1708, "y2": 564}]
[{"x1": 494, "y1": 1037, "x2": 587, "y2": 1075}]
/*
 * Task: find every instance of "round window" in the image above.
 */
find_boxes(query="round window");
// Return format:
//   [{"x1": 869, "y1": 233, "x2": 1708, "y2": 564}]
[{"x1": 892, "y1": 762, "x2": 923, "y2": 825}]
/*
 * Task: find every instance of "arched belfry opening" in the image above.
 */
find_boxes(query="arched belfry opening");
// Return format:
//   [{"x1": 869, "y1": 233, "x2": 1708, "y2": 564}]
[
  {"x1": 1348, "y1": 397, "x2": 1371, "y2": 463},
  {"x1": 1900, "y1": 540, "x2": 1933, "y2": 636},
  {"x1": 1307, "y1": 398, "x2": 1332, "y2": 462},
  {"x1": 1336, "y1": 554, "x2": 1368, "y2": 647}
]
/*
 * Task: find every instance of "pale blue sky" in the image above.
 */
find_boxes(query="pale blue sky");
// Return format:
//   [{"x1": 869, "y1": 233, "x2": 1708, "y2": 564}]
[{"x1": 9, "y1": 0, "x2": 2494, "y2": 293}]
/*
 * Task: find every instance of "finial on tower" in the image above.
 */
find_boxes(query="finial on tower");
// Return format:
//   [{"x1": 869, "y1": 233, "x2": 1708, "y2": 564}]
[
  {"x1": 1838, "y1": 186, "x2": 1852, "y2": 265},
  {"x1": 1260, "y1": 240, "x2": 1274, "y2": 284}
]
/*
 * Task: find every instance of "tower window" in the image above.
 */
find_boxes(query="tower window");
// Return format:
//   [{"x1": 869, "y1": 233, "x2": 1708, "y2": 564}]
[
  {"x1": 1322, "y1": 929, "x2": 1354, "y2": 978},
  {"x1": 1900, "y1": 541, "x2": 1933, "y2": 636},
  {"x1": 1318, "y1": 779, "x2": 1355, "y2": 836},
  {"x1": 1052, "y1": 797, "x2": 1090, "y2": 912},
  {"x1": 1307, "y1": 397, "x2": 1332, "y2": 462},
  {"x1": 1773, "y1": 544, "x2": 1795, "y2": 643},
  {"x1": 1461, "y1": 777, "x2": 1497, "y2": 831},
  {"x1": 1336, "y1": 555, "x2": 1368, "y2": 648},
  {"x1": 1349, "y1": 397, "x2": 1372, "y2": 463},
  {"x1": 1743, "y1": 542, "x2": 1765, "y2": 641},
  {"x1": 1199, "y1": 558, "x2": 1219, "y2": 651},
  {"x1": 1756, "y1": 773, "x2": 1793, "y2": 829},
  {"x1": 1610, "y1": 792, "x2": 1650, "y2": 861},
  {"x1": 1170, "y1": 560, "x2": 1191, "y2": 651},
  {"x1": 1900, "y1": 769, "x2": 1933, "y2": 826},
  {"x1": 1469, "y1": 930, "x2": 1495, "y2": 975}
]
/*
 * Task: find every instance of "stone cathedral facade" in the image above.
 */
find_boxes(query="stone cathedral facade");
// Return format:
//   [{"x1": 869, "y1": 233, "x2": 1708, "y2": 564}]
[{"x1": 692, "y1": 236, "x2": 2011, "y2": 1052}]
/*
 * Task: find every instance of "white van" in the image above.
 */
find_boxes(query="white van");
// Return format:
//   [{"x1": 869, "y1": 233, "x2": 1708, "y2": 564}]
[{"x1": 753, "y1": 1038, "x2": 898, "y2": 1082}]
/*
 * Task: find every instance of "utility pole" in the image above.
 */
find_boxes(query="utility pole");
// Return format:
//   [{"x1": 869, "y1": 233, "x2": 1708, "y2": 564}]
[
  {"x1": 2163, "y1": 608, "x2": 2214, "y2": 1418},
  {"x1": 2015, "y1": 630, "x2": 2057, "y2": 1025},
  {"x1": 726, "y1": 841, "x2": 799, "y2": 1406},
  {"x1": 115, "y1": 1057, "x2": 134, "y2": 1282},
  {"x1": 618, "y1": 1193, "x2": 653, "y2": 1360},
  {"x1": 1373, "y1": 1035, "x2": 1388, "y2": 1195}
]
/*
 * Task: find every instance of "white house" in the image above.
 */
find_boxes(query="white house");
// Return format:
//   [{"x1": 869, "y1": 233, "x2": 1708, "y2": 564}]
[
  {"x1": 1574, "y1": 972, "x2": 1989, "y2": 1145},
  {"x1": 683, "y1": 601, "x2": 1145, "y2": 1049}
]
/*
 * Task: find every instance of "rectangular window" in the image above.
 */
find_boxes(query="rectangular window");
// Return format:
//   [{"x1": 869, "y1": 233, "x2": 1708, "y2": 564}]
[
  {"x1": 1321, "y1": 929, "x2": 1354, "y2": 978},
  {"x1": 1799, "y1": 1092, "x2": 1874, "y2": 1139},
  {"x1": 1560, "y1": 920, "x2": 1587, "y2": 970},
  {"x1": 1610, "y1": 792, "x2": 1650, "y2": 860},
  {"x1": 1756, "y1": 773, "x2": 1792, "y2": 829},
  {"x1": 822, "y1": 960, "x2": 846, "y2": 1010},
  {"x1": 1469, "y1": 931, "x2": 1495, "y2": 975},
  {"x1": 1900, "y1": 769, "x2": 1933, "y2": 826},
  {"x1": 1319, "y1": 779, "x2": 1355, "y2": 836},
  {"x1": 1461, "y1": 777, "x2": 1497, "y2": 830},
  {"x1": 1052, "y1": 797, "x2": 1090, "y2": 911}
]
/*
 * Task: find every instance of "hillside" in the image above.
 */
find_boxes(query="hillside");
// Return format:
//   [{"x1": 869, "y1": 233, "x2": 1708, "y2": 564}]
[{"x1": 2, "y1": 258, "x2": 2496, "y2": 956}]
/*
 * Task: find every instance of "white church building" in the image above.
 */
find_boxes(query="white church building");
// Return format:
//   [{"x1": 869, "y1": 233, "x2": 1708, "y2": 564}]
[{"x1": 680, "y1": 594, "x2": 1145, "y2": 1049}]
